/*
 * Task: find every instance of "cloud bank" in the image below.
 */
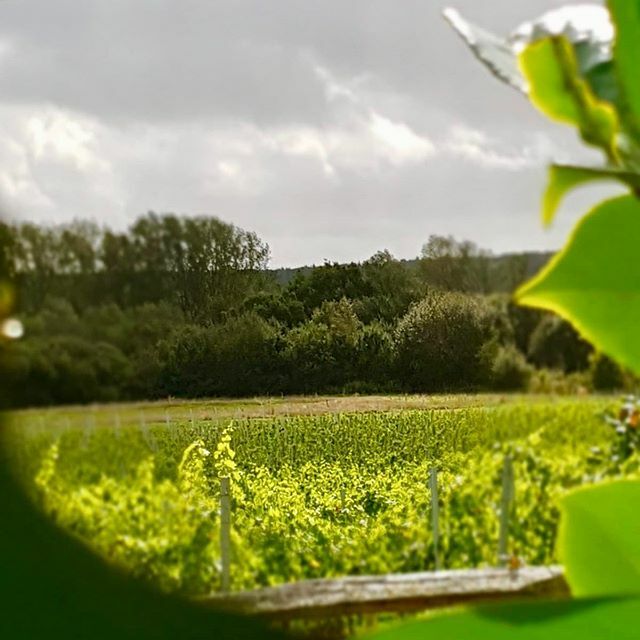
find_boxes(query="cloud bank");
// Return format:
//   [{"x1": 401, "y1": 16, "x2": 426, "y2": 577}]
[{"x1": 0, "y1": 0, "x2": 615, "y2": 266}]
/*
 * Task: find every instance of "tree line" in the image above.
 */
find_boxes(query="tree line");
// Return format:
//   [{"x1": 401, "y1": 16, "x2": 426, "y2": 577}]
[{"x1": 0, "y1": 214, "x2": 628, "y2": 408}]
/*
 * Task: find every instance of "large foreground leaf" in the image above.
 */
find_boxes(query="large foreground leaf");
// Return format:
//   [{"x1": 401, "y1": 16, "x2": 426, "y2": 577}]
[
  {"x1": 519, "y1": 37, "x2": 618, "y2": 159},
  {"x1": 542, "y1": 164, "x2": 640, "y2": 225},
  {"x1": 516, "y1": 195, "x2": 640, "y2": 375},
  {"x1": 369, "y1": 597, "x2": 640, "y2": 639},
  {"x1": 559, "y1": 481, "x2": 640, "y2": 597}
]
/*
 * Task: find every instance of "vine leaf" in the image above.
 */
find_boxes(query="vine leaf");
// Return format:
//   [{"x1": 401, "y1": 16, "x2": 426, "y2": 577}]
[
  {"x1": 442, "y1": 6, "x2": 616, "y2": 103},
  {"x1": 516, "y1": 195, "x2": 640, "y2": 375},
  {"x1": 608, "y1": 0, "x2": 640, "y2": 140},
  {"x1": 542, "y1": 164, "x2": 640, "y2": 225},
  {"x1": 519, "y1": 37, "x2": 619, "y2": 159},
  {"x1": 560, "y1": 481, "x2": 640, "y2": 597}
]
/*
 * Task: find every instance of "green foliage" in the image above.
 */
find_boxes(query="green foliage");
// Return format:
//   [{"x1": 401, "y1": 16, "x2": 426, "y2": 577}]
[
  {"x1": 12, "y1": 401, "x2": 609, "y2": 483},
  {"x1": 527, "y1": 314, "x2": 592, "y2": 373},
  {"x1": 518, "y1": 196, "x2": 640, "y2": 374},
  {"x1": 6, "y1": 224, "x2": 572, "y2": 406},
  {"x1": 354, "y1": 322, "x2": 395, "y2": 386},
  {"x1": 242, "y1": 292, "x2": 306, "y2": 327},
  {"x1": 287, "y1": 262, "x2": 373, "y2": 316},
  {"x1": 282, "y1": 299, "x2": 362, "y2": 391},
  {"x1": 486, "y1": 344, "x2": 533, "y2": 391},
  {"x1": 589, "y1": 352, "x2": 625, "y2": 391},
  {"x1": 20, "y1": 402, "x2": 617, "y2": 596},
  {"x1": 212, "y1": 426, "x2": 238, "y2": 480},
  {"x1": 418, "y1": 235, "x2": 491, "y2": 293},
  {"x1": 527, "y1": 368, "x2": 589, "y2": 396},
  {"x1": 506, "y1": 301, "x2": 544, "y2": 356},
  {"x1": 158, "y1": 312, "x2": 281, "y2": 397},
  {"x1": 10, "y1": 282, "x2": 591, "y2": 406},
  {"x1": 35, "y1": 440, "x2": 223, "y2": 594},
  {"x1": 7, "y1": 213, "x2": 270, "y2": 318},
  {"x1": 371, "y1": 598, "x2": 640, "y2": 640},
  {"x1": 395, "y1": 292, "x2": 491, "y2": 390},
  {"x1": 608, "y1": 0, "x2": 640, "y2": 145},
  {"x1": 415, "y1": 4, "x2": 640, "y2": 638},
  {"x1": 519, "y1": 37, "x2": 619, "y2": 159},
  {"x1": 542, "y1": 164, "x2": 640, "y2": 226},
  {"x1": 6, "y1": 336, "x2": 131, "y2": 406},
  {"x1": 559, "y1": 481, "x2": 640, "y2": 597}
]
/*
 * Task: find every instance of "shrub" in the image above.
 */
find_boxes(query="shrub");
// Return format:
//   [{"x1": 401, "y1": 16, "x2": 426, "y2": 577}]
[
  {"x1": 242, "y1": 292, "x2": 306, "y2": 327},
  {"x1": 157, "y1": 313, "x2": 281, "y2": 397},
  {"x1": 6, "y1": 336, "x2": 132, "y2": 406},
  {"x1": 528, "y1": 369, "x2": 590, "y2": 396},
  {"x1": 487, "y1": 344, "x2": 533, "y2": 391},
  {"x1": 394, "y1": 291, "x2": 491, "y2": 391},
  {"x1": 589, "y1": 352, "x2": 625, "y2": 392},
  {"x1": 354, "y1": 322, "x2": 395, "y2": 387},
  {"x1": 506, "y1": 302, "x2": 545, "y2": 355},
  {"x1": 528, "y1": 314, "x2": 592, "y2": 373},
  {"x1": 282, "y1": 299, "x2": 361, "y2": 391}
]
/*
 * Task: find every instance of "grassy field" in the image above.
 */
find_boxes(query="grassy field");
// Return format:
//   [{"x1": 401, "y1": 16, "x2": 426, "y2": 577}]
[
  {"x1": 6, "y1": 392, "x2": 599, "y2": 430},
  {"x1": 4, "y1": 394, "x2": 628, "y2": 601}
]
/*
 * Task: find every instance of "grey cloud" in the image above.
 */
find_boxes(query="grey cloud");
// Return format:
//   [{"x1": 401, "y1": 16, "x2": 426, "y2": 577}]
[
  {"x1": 0, "y1": 0, "x2": 612, "y2": 267},
  {"x1": 0, "y1": 0, "x2": 597, "y2": 127}
]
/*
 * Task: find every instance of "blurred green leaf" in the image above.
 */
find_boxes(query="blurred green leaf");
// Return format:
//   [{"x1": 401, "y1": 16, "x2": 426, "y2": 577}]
[
  {"x1": 0, "y1": 451, "x2": 281, "y2": 639},
  {"x1": 608, "y1": 0, "x2": 640, "y2": 139},
  {"x1": 519, "y1": 37, "x2": 619, "y2": 160},
  {"x1": 560, "y1": 481, "x2": 640, "y2": 597},
  {"x1": 369, "y1": 597, "x2": 640, "y2": 639},
  {"x1": 542, "y1": 164, "x2": 640, "y2": 225},
  {"x1": 516, "y1": 195, "x2": 640, "y2": 375}
]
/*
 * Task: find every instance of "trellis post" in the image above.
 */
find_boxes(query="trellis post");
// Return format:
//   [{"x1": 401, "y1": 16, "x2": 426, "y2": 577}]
[
  {"x1": 430, "y1": 467, "x2": 441, "y2": 571},
  {"x1": 220, "y1": 477, "x2": 232, "y2": 592}
]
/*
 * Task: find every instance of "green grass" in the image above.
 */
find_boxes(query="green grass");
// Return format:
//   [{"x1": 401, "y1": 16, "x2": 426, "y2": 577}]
[{"x1": 5, "y1": 393, "x2": 596, "y2": 432}]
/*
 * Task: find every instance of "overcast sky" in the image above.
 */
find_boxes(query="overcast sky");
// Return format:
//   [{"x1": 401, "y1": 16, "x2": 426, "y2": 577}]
[{"x1": 0, "y1": 0, "x2": 619, "y2": 267}]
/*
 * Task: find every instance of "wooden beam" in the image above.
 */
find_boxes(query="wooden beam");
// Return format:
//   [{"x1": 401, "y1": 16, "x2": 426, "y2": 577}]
[{"x1": 203, "y1": 566, "x2": 569, "y2": 620}]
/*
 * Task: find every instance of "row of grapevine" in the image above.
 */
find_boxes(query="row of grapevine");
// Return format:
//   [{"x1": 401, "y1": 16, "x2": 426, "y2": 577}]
[{"x1": 5, "y1": 400, "x2": 628, "y2": 596}]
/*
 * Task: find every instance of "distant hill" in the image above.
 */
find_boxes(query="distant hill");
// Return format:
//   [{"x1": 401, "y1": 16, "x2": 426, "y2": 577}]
[{"x1": 268, "y1": 251, "x2": 554, "y2": 288}]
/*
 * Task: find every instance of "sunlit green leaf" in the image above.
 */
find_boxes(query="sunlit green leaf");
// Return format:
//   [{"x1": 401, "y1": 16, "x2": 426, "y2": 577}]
[
  {"x1": 516, "y1": 194, "x2": 640, "y2": 375},
  {"x1": 542, "y1": 164, "x2": 640, "y2": 225},
  {"x1": 519, "y1": 37, "x2": 619, "y2": 160},
  {"x1": 559, "y1": 481, "x2": 640, "y2": 597},
  {"x1": 369, "y1": 597, "x2": 640, "y2": 639},
  {"x1": 608, "y1": 0, "x2": 640, "y2": 140}
]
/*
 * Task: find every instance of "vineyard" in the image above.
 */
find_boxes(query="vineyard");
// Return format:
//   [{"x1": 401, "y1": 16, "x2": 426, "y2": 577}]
[{"x1": 4, "y1": 397, "x2": 633, "y2": 597}]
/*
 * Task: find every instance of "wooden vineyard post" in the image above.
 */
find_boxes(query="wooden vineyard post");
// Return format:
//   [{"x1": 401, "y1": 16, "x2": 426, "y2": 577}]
[
  {"x1": 498, "y1": 455, "x2": 515, "y2": 566},
  {"x1": 220, "y1": 476, "x2": 232, "y2": 592},
  {"x1": 429, "y1": 467, "x2": 441, "y2": 571},
  {"x1": 82, "y1": 414, "x2": 93, "y2": 448},
  {"x1": 139, "y1": 411, "x2": 156, "y2": 452}
]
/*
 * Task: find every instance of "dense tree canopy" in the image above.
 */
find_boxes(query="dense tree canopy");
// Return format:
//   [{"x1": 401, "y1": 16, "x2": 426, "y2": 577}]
[{"x1": 0, "y1": 216, "x2": 613, "y2": 408}]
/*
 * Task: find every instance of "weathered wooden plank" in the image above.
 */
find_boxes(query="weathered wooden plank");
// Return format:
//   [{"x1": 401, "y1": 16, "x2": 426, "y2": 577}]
[{"x1": 203, "y1": 566, "x2": 569, "y2": 620}]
